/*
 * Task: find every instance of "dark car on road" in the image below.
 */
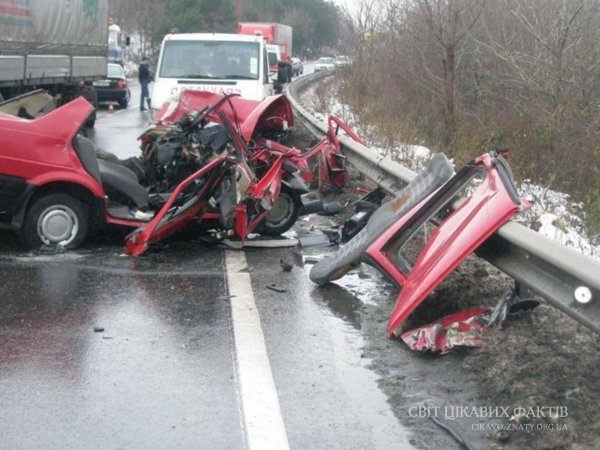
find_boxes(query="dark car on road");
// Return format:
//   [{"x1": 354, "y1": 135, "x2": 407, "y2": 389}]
[{"x1": 93, "y1": 63, "x2": 131, "y2": 108}]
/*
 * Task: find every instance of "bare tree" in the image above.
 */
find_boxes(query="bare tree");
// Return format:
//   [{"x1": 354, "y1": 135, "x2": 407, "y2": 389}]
[
  {"x1": 412, "y1": 0, "x2": 483, "y2": 147},
  {"x1": 340, "y1": 0, "x2": 600, "y2": 231}
]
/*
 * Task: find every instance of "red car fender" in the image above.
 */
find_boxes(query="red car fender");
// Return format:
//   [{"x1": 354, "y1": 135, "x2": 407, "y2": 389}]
[
  {"x1": 25, "y1": 169, "x2": 105, "y2": 198},
  {"x1": 238, "y1": 94, "x2": 294, "y2": 141}
]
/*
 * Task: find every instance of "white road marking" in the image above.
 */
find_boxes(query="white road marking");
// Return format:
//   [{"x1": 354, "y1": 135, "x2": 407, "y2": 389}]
[{"x1": 225, "y1": 250, "x2": 290, "y2": 450}]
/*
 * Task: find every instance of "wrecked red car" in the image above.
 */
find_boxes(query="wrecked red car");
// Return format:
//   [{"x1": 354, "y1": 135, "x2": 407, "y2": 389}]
[
  {"x1": 147, "y1": 90, "x2": 356, "y2": 194},
  {"x1": 0, "y1": 91, "x2": 307, "y2": 252},
  {"x1": 0, "y1": 88, "x2": 357, "y2": 253},
  {"x1": 309, "y1": 151, "x2": 531, "y2": 338}
]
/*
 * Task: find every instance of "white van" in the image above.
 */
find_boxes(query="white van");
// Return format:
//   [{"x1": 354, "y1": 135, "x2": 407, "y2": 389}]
[{"x1": 151, "y1": 33, "x2": 273, "y2": 109}]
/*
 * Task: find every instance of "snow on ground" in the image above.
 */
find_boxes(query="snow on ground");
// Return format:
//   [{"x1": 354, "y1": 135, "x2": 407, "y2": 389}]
[{"x1": 302, "y1": 79, "x2": 600, "y2": 260}]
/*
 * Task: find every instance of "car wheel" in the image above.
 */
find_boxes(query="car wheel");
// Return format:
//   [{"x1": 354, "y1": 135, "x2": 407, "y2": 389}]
[
  {"x1": 21, "y1": 193, "x2": 89, "y2": 250},
  {"x1": 257, "y1": 186, "x2": 301, "y2": 236}
]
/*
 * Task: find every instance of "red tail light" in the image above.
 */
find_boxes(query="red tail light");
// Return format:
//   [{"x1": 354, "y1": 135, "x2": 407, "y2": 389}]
[{"x1": 116, "y1": 78, "x2": 127, "y2": 89}]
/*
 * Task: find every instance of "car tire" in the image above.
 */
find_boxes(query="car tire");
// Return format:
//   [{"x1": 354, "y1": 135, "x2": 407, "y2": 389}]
[
  {"x1": 257, "y1": 186, "x2": 301, "y2": 236},
  {"x1": 21, "y1": 193, "x2": 89, "y2": 250}
]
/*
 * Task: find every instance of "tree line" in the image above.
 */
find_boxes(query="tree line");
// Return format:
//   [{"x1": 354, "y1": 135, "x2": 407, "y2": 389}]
[
  {"x1": 107, "y1": 0, "x2": 342, "y2": 58},
  {"x1": 340, "y1": 0, "x2": 600, "y2": 234}
]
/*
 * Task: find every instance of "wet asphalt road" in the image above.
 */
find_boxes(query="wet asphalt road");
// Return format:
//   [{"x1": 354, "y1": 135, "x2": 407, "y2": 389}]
[{"x1": 0, "y1": 87, "x2": 415, "y2": 450}]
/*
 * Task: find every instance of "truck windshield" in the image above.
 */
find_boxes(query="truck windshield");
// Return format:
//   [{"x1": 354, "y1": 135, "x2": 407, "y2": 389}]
[{"x1": 159, "y1": 40, "x2": 261, "y2": 80}]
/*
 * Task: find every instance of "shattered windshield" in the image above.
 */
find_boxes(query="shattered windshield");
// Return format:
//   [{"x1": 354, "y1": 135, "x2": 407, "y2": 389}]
[{"x1": 159, "y1": 40, "x2": 260, "y2": 80}]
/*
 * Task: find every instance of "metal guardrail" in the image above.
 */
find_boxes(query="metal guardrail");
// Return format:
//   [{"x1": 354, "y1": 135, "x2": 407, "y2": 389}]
[{"x1": 288, "y1": 73, "x2": 600, "y2": 335}]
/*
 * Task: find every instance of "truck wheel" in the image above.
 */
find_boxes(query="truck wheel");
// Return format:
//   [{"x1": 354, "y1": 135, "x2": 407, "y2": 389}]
[
  {"x1": 21, "y1": 193, "x2": 89, "y2": 250},
  {"x1": 257, "y1": 186, "x2": 301, "y2": 236}
]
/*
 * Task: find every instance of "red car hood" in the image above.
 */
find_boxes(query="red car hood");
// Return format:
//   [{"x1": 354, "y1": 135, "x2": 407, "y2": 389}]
[{"x1": 153, "y1": 90, "x2": 294, "y2": 142}]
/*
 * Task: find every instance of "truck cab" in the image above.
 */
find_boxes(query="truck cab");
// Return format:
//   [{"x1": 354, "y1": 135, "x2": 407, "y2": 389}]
[{"x1": 151, "y1": 33, "x2": 273, "y2": 109}]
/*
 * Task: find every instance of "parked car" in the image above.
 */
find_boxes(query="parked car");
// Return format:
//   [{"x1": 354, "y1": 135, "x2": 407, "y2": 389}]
[
  {"x1": 93, "y1": 63, "x2": 131, "y2": 108},
  {"x1": 334, "y1": 55, "x2": 352, "y2": 68},
  {"x1": 291, "y1": 57, "x2": 303, "y2": 76},
  {"x1": 314, "y1": 57, "x2": 335, "y2": 72}
]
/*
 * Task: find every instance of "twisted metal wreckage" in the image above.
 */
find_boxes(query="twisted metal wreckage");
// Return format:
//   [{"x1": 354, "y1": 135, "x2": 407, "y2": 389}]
[
  {"x1": 0, "y1": 89, "x2": 538, "y2": 352},
  {"x1": 310, "y1": 151, "x2": 537, "y2": 353}
]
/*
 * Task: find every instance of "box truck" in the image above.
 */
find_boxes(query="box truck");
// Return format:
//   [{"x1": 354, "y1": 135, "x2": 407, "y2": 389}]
[
  {"x1": 237, "y1": 22, "x2": 293, "y2": 73},
  {"x1": 0, "y1": 0, "x2": 109, "y2": 126}
]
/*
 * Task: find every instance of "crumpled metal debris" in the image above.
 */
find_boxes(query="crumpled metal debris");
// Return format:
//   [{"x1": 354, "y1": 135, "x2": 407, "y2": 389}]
[
  {"x1": 401, "y1": 307, "x2": 489, "y2": 354},
  {"x1": 401, "y1": 290, "x2": 538, "y2": 354}
]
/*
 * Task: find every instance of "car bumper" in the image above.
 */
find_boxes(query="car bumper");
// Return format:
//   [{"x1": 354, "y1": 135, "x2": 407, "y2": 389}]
[{"x1": 96, "y1": 89, "x2": 129, "y2": 103}]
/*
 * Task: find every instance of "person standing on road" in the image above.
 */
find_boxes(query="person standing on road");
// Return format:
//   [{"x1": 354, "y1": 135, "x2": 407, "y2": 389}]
[
  {"x1": 285, "y1": 55, "x2": 293, "y2": 82},
  {"x1": 138, "y1": 56, "x2": 151, "y2": 111}
]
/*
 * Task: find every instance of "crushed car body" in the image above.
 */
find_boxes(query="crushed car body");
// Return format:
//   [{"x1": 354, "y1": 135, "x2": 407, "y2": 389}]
[{"x1": 0, "y1": 88, "x2": 360, "y2": 254}]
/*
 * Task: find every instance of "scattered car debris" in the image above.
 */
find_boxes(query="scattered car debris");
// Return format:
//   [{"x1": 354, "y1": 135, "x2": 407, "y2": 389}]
[
  {"x1": 401, "y1": 307, "x2": 489, "y2": 354},
  {"x1": 280, "y1": 258, "x2": 294, "y2": 272},
  {"x1": 300, "y1": 199, "x2": 344, "y2": 216},
  {"x1": 342, "y1": 187, "x2": 386, "y2": 242},
  {"x1": 401, "y1": 290, "x2": 539, "y2": 354},
  {"x1": 301, "y1": 255, "x2": 325, "y2": 264},
  {"x1": 266, "y1": 284, "x2": 287, "y2": 293},
  {"x1": 223, "y1": 238, "x2": 299, "y2": 249},
  {"x1": 298, "y1": 232, "x2": 334, "y2": 248},
  {"x1": 317, "y1": 201, "x2": 344, "y2": 216}
]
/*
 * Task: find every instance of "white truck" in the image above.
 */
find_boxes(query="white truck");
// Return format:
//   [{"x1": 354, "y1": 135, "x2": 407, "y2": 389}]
[
  {"x1": 0, "y1": 0, "x2": 109, "y2": 125},
  {"x1": 151, "y1": 32, "x2": 273, "y2": 109}
]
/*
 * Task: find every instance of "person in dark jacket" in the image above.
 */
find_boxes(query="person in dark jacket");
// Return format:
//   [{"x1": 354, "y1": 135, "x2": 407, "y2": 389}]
[
  {"x1": 285, "y1": 56, "x2": 293, "y2": 82},
  {"x1": 138, "y1": 56, "x2": 151, "y2": 111}
]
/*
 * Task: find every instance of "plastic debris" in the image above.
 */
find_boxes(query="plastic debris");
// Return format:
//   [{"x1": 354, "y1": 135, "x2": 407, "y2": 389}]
[{"x1": 297, "y1": 232, "x2": 333, "y2": 248}]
